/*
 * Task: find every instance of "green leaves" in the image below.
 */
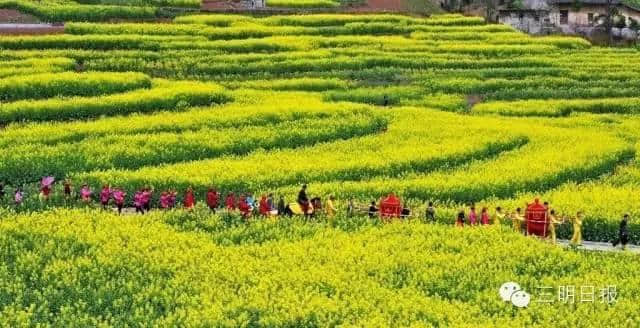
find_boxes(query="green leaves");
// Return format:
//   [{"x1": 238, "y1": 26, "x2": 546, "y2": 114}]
[
  {"x1": 0, "y1": 80, "x2": 230, "y2": 124},
  {"x1": 0, "y1": 71, "x2": 151, "y2": 102}
]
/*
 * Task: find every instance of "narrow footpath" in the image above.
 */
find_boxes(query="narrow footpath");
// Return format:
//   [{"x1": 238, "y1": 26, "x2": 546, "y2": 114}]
[{"x1": 557, "y1": 239, "x2": 640, "y2": 253}]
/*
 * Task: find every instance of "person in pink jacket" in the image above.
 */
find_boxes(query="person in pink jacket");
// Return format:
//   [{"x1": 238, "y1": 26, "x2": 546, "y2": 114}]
[
  {"x1": 100, "y1": 185, "x2": 111, "y2": 210},
  {"x1": 112, "y1": 188, "x2": 126, "y2": 214},
  {"x1": 14, "y1": 188, "x2": 23, "y2": 206},
  {"x1": 159, "y1": 192, "x2": 170, "y2": 210},
  {"x1": 168, "y1": 190, "x2": 177, "y2": 209},
  {"x1": 142, "y1": 188, "x2": 152, "y2": 212},
  {"x1": 134, "y1": 190, "x2": 144, "y2": 214},
  {"x1": 468, "y1": 206, "x2": 478, "y2": 226},
  {"x1": 80, "y1": 184, "x2": 92, "y2": 204}
]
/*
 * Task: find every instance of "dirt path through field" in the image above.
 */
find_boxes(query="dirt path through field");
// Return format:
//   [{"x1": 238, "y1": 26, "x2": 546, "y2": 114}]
[
  {"x1": 202, "y1": 0, "x2": 410, "y2": 12},
  {"x1": 557, "y1": 239, "x2": 640, "y2": 253},
  {"x1": 0, "y1": 24, "x2": 64, "y2": 35},
  {"x1": 353, "y1": 0, "x2": 408, "y2": 11}
]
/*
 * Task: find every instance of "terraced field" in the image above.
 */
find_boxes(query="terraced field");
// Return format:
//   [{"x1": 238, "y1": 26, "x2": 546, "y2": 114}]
[
  {"x1": 1, "y1": 12, "x2": 640, "y2": 326},
  {"x1": 2, "y1": 13, "x2": 639, "y2": 239}
]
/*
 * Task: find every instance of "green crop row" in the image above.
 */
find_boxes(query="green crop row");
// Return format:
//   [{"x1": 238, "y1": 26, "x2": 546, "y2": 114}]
[
  {"x1": 74, "y1": 108, "x2": 528, "y2": 195},
  {"x1": 0, "y1": 112, "x2": 386, "y2": 184},
  {"x1": 474, "y1": 97, "x2": 640, "y2": 117},
  {"x1": 66, "y1": 22, "x2": 505, "y2": 40},
  {"x1": 0, "y1": 91, "x2": 369, "y2": 147},
  {"x1": 301, "y1": 124, "x2": 632, "y2": 204},
  {"x1": 221, "y1": 77, "x2": 349, "y2": 91},
  {"x1": 0, "y1": 80, "x2": 230, "y2": 124},
  {"x1": 0, "y1": 0, "x2": 159, "y2": 22},
  {"x1": 84, "y1": 55, "x2": 554, "y2": 79},
  {"x1": 411, "y1": 32, "x2": 591, "y2": 49},
  {"x1": 422, "y1": 76, "x2": 640, "y2": 100},
  {"x1": 0, "y1": 34, "x2": 209, "y2": 51},
  {"x1": 174, "y1": 13, "x2": 484, "y2": 27},
  {"x1": 0, "y1": 57, "x2": 75, "y2": 78},
  {"x1": 0, "y1": 71, "x2": 151, "y2": 102}
]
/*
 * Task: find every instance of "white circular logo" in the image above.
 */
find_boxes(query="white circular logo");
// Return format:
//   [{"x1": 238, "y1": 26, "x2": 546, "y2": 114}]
[
  {"x1": 510, "y1": 290, "x2": 531, "y2": 308},
  {"x1": 499, "y1": 282, "x2": 521, "y2": 302}
]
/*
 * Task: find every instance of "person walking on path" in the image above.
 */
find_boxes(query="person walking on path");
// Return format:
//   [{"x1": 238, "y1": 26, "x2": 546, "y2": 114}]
[
  {"x1": 63, "y1": 179, "x2": 72, "y2": 201},
  {"x1": 456, "y1": 210, "x2": 465, "y2": 227},
  {"x1": 511, "y1": 208, "x2": 524, "y2": 234},
  {"x1": 298, "y1": 184, "x2": 310, "y2": 218},
  {"x1": 259, "y1": 195, "x2": 270, "y2": 216},
  {"x1": 548, "y1": 209, "x2": 564, "y2": 245},
  {"x1": 142, "y1": 188, "x2": 152, "y2": 212},
  {"x1": 425, "y1": 202, "x2": 436, "y2": 223},
  {"x1": 183, "y1": 187, "x2": 195, "y2": 210},
  {"x1": 468, "y1": 206, "x2": 478, "y2": 226},
  {"x1": 570, "y1": 211, "x2": 584, "y2": 246},
  {"x1": 113, "y1": 188, "x2": 126, "y2": 214},
  {"x1": 80, "y1": 184, "x2": 92, "y2": 204},
  {"x1": 326, "y1": 195, "x2": 337, "y2": 219},
  {"x1": 100, "y1": 185, "x2": 111, "y2": 210},
  {"x1": 347, "y1": 198, "x2": 355, "y2": 217},
  {"x1": 368, "y1": 201, "x2": 379, "y2": 218},
  {"x1": 14, "y1": 188, "x2": 23, "y2": 207},
  {"x1": 206, "y1": 188, "x2": 220, "y2": 212},
  {"x1": 277, "y1": 195, "x2": 285, "y2": 215},
  {"x1": 226, "y1": 192, "x2": 236, "y2": 210},
  {"x1": 612, "y1": 214, "x2": 630, "y2": 250},
  {"x1": 134, "y1": 190, "x2": 145, "y2": 214},
  {"x1": 480, "y1": 207, "x2": 490, "y2": 225},
  {"x1": 493, "y1": 207, "x2": 505, "y2": 226}
]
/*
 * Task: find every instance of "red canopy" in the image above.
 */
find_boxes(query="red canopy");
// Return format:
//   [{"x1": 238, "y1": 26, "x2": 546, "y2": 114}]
[
  {"x1": 380, "y1": 193, "x2": 402, "y2": 218},
  {"x1": 526, "y1": 198, "x2": 549, "y2": 237}
]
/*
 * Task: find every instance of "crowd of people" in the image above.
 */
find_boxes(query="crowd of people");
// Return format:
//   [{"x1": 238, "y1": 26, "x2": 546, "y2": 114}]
[
  {"x1": 453, "y1": 203, "x2": 577, "y2": 245},
  {"x1": 453, "y1": 201, "x2": 631, "y2": 250},
  {"x1": 0, "y1": 178, "x2": 632, "y2": 250},
  {"x1": 0, "y1": 180, "x2": 338, "y2": 219}
]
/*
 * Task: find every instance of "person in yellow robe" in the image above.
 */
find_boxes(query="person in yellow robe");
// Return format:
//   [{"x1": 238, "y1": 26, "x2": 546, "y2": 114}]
[
  {"x1": 326, "y1": 195, "x2": 337, "y2": 220},
  {"x1": 570, "y1": 211, "x2": 584, "y2": 246},
  {"x1": 493, "y1": 206, "x2": 505, "y2": 227},
  {"x1": 511, "y1": 208, "x2": 524, "y2": 234},
  {"x1": 547, "y1": 209, "x2": 564, "y2": 245}
]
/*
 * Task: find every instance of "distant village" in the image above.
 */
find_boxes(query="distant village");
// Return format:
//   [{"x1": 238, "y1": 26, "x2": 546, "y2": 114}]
[{"x1": 495, "y1": 0, "x2": 640, "y2": 42}]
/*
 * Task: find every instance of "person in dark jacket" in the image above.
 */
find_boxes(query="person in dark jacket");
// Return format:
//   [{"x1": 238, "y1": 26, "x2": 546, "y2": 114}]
[
  {"x1": 425, "y1": 201, "x2": 436, "y2": 223},
  {"x1": 401, "y1": 205, "x2": 411, "y2": 219},
  {"x1": 297, "y1": 184, "x2": 310, "y2": 217},
  {"x1": 456, "y1": 210, "x2": 465, "y2": 227},
  {"x1": 612, "y1": 214, "x2": 630, "y2": 250},
  {"x1": 368, "y1": 201, "x2": 379, "y2": 218},
  {"x1": 277, "y1": 196, "x2": 286, "y2": 216}
]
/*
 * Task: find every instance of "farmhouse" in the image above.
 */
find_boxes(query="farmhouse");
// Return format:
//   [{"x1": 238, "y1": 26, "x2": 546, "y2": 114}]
[{"x1": 498, "y1": 0, "x2": 640, "y2": 36}]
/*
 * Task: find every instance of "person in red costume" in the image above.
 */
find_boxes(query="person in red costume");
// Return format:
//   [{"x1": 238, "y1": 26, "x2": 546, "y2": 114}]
[
  {"x1": 481, "y1": 207, "x2": 490, "y2": 225},
  {"x1": 259, "y1": 195, "x2": 270, "y2": 216},
  {"x1": 238, "y1": 195, "x2": 251, "y2": 218},
  {"x1": 183, "y1": 187, "x2": 195, "y2": 210},
  {"x1": 225, "y1": 192, "x2": 236, "y2": 210},
  {"x1": 206, "y1": 188, "x2": 219, "y2": 212}
]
